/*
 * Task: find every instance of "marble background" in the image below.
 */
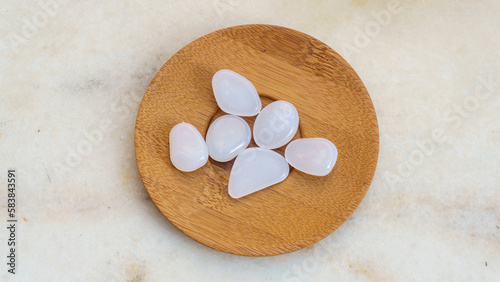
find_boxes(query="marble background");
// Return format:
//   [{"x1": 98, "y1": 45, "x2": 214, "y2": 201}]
[{"x1": 1, "y1": 0, "x2": 499, "y2": 281}]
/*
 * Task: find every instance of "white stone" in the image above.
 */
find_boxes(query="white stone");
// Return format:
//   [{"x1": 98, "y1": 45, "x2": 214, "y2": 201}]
[
  {"x1": 212, "y1": 69, "x2": 262, "y2": 116},
  {"x1": 228, "y1": 148, "x2": 290, "y2": 199},
  {"x1": 285, "y1": 138, "x2": 338, "y2": 176},
  {"x1": 253, "y1": 100, "x2": 299, "y2": 149},
  {"x1": 169, "y1": 122, "x2": 208, "y2": 172},
  {"x1": 206, "y1": 115, "x2": 251, "y2": 162}
]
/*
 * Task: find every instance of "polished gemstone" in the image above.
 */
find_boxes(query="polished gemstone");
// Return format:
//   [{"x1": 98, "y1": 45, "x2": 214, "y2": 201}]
[
  {"x1": 285, "y1": 138, "x2": 338, "y2": 176},
  {"x1": 206, "y1": 115, "x2": 251, "y2": 162},
  {"x1": 253, "y1": 101, "x2": 299, "y2": 149},
  {"x1": 212, "y1": 69, "x2": 262, "y2": 116},
  {"x1": 228, "y1": 148, "x2": 289, "y2": 199},
  {"x1": 169, "y1": 122, "x2": 208, "y2": 172}
]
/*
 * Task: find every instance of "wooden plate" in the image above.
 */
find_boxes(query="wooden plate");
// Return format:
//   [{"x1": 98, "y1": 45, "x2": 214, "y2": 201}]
[{"x1": 135, "y1": 24, "x2": 379, "y2": 256}]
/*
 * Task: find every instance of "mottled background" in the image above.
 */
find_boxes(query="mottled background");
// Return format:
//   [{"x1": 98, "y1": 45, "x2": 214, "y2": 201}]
[{"x1": 0, "y1": 0, "x2": 499, "y2": 281}]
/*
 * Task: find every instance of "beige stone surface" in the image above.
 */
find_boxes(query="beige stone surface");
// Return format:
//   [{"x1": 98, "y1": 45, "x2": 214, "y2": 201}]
[{"x1": 0, "y1": 0, "x2": 499, "y2": 281}]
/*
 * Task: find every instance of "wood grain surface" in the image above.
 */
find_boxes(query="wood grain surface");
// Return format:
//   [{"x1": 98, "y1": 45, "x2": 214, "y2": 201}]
[{"x1": 134, "y1": 24, "x2": 379, "y2": 256}]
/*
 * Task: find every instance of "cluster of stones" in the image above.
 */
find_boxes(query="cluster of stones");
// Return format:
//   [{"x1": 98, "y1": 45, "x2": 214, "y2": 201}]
[{"x1": 170, "y1": 69, "x2": 338, "y2": 198}]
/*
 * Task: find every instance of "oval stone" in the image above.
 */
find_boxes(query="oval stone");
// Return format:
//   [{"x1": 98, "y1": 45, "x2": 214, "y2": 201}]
[
  {"x1": 253, "y1": 101, "x2": 299, "y2": 149},
  {"x1": 206, "y1": 115, "x2": 251, "y2": 162},
  {"x1": 228, "y1": 148, "x2": 289, "y2": 199},
  {"x1": 212, "y1": 69, "x2": 262, "y2": 116},
  {"x1": 169, "y1": 122, "x2": 208, "y2": 172},
  {"x1": 285, "y1": 138, "x2": 338, "y2": 176}
]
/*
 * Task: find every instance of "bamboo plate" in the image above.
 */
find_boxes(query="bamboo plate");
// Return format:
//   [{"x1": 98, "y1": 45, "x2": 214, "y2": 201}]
[{"x1": 135, "y1": 24, "x2": 379, "y2": 256}]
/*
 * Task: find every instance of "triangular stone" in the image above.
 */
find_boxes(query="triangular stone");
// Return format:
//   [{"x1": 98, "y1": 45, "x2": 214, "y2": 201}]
[{"x1": 228, "y1": 148, "x2": 289, "y2": 198}]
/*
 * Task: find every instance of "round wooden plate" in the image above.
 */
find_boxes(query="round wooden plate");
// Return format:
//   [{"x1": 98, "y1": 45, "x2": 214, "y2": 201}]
[{"x1": 135, "y1": 24, "x2": 379, "y2": 256}]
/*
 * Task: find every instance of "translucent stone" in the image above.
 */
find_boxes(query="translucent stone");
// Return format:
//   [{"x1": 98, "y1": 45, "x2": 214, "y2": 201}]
[
  {"x1": 253, "y1": 101, "x2": 299, "y2": 149},
  {"x1": 285, "y1": 138, "x2": 338, "y2": 176},
  {"x1": 169, "y1": 122, "x2": 208, "y2": 172},
  {"x1": 212, "y1": 69, "x2": 262, "y2": 116},
  {"x1": 206, "y1": 115, "x2": 251, "y2": 162},
  {"x1": 228, "y1": 148, "x2": 289, "y2": 199}
]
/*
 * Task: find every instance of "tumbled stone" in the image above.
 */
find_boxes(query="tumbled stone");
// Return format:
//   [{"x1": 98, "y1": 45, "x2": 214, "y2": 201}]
[
  {"x1": 285, "y1": 138, "x2": 338, "y2": 176},
  {"x1": 253, "y1": 100, "x2": 299, "y2": 149},
  {"x1": 206, "y1": 115, "x2": 251, "y2": 162},
  {"x1": 169, "y1": 122, "x2": 208, "y2": 172},
  {"x1": 228, "y1": 148, "x2": 289, "y2": 198},
  {"x1": 212, "y1": 69, "x2": 262, "y2": 116}
]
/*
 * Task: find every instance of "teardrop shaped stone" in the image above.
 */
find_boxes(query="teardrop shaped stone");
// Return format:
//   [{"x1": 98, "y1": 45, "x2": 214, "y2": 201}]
[
  {"x1": 253, "y1": 101, "x2": 299, "y2": 149},
  {"x1": 169, "y1": 122, "x2": 208, "y2": 172},
  {"x1": 285, "y1": 138, "x2": 338, "y2": 176},
  {"x1": 212, "y1": 69, "x2": 262, "y2": 116},
  {"x1": 206, "y1": 115, "x2": 251, "y2": 162},
  {"x1": 228, "y1": 148, "x2": 289, "y2": 199}
]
